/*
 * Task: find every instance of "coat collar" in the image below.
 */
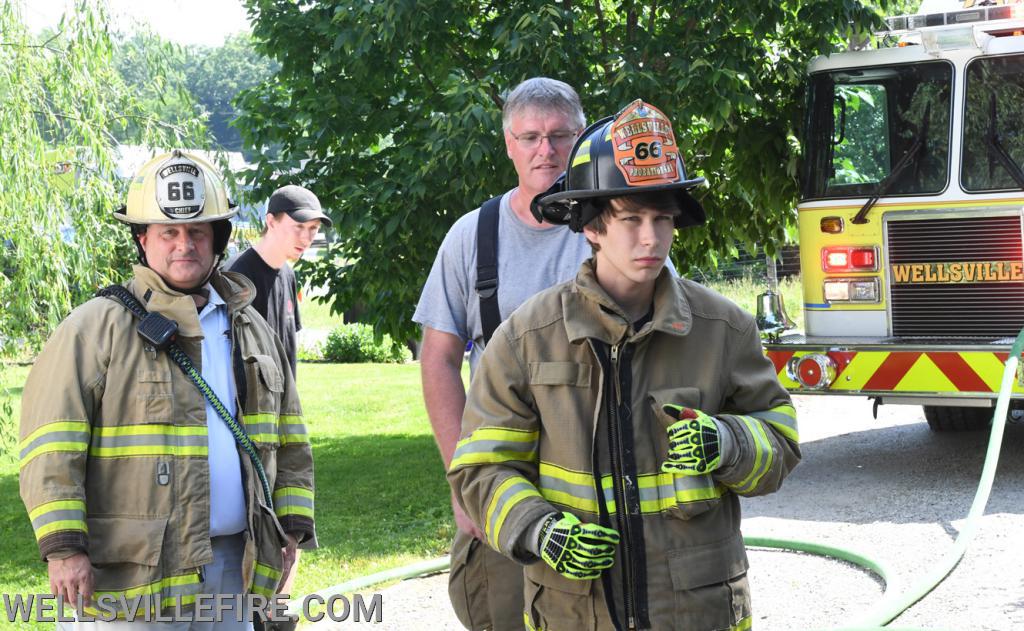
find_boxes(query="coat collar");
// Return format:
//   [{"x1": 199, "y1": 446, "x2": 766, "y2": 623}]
[
  {"x1": 127, "y1": 264, "x2": 256, "y2": 338},
  {"x1": 563, "y1": 258, "x2": 694, "y2": 345}
]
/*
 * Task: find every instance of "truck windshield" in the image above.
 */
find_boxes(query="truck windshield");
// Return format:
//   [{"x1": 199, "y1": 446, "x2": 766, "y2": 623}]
[
  {"x1": 962, "y1": 54, "x2": 1024, "y2": 192},
  {"x1": 803, "y1": 61, "x2": 952, "y2": 200}
]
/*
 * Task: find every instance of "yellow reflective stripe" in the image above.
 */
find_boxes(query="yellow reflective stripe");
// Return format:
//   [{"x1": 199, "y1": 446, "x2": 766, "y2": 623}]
[
  {"x1": 30, "y1": 500, "x2": 88, "y2": 542},
  {"x1": 255, "y1": 563, "x2": 283, "y2": 581},
  {"x1": 35, "y1": 520, "x2": 87, "y2": 540},
  {"x1": 89, "y1": 423, "x2": 208, "y2": 458},
  {"x1": 279, "y1": 416, "x2": 308, "y2": 445},
  {"x1": 484, "y1": 476, "x2": 541, "y2": 548},
  {"x1": 19, "y1": 421, "x2": 90, "y2": 468},
  {"x1": 90, "y1": 445, "x2": 208, "y2": 457},
  {"x1": 249, "y1": 434, "x2": 279, "y2": 443},
  {"x1": 83, "y1": 572, "x2": 202, "y2": 618},
  {"x1": 29, "y1": 499, "x2": 84, "y2": 521},
  {"x1": 21, "y1": 442, "x2": 88, "y2": 467},
  {"x1": 731, "y1": 615, "x2": 753, "y2": 631},
  {"x1": 92, "y1": 425, "x2": 206, "y2": 437},
  {"x1": 733, "y1": 416, "x2": 773, "y2": 493},
  {"x1": 20, "y1": 420, "x2": 90, "y2": 450},
  {"x1": 243, "y1": 413, "x2": 276, "y2": 424},
  {"x1": 251, "y1": 562, "x2": 282, "y2": 598},
  {"x1": 450, "y1": 426, "x2": 538, "y2": 470},
  {"x1": 538, "y1": 462, "x2": 601, "y2": 513},
  {"x1": 466, "y1": 427, "x2": 539, "y2": 443},
  {"x1": 273, "y1": 487, "x2": 314, "y2": 518},
  {"x1": 540, "y1": 462, "x2": 725, "y2": 515},
  {"x1": 637, "y1": 473, "x2": 724, "y2": 512},
  {"x1": 571, "y1": 140, "x2": 592, "y2": 167},
  {"x1": 749, "y1": 404, "x2": 799, "y2": 443},
  {"x1": 524, "y1": 611, "x2": 545, "y2": 631},
  {"x1": 273, "y1": 487, "x2": 314, "y2": 500}
]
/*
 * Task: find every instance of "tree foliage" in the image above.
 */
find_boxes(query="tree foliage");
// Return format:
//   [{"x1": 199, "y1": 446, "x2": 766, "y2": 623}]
[
  {"x1": 0, "y1": 0, "x2": 207, "y2": 356},
  {"x1": 116, "y1": 30, "x2": 278, "y2": 153},
  {"x1": 236, "y1": 0, "x2": 896, "y2": 343}
]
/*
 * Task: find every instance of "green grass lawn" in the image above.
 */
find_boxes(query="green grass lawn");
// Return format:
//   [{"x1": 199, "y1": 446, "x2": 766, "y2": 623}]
[{"x1": 0, "y1": 273, "x2": 800, "y2": 626}]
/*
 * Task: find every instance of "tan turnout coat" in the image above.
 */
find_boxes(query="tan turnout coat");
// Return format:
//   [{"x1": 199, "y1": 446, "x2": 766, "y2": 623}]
[
  {"x1": 19, "y1": 265, "x2": 316, "y2": 616},
  {"x1": 449, "y1": 260, "x2": 800, "y2": 630}
]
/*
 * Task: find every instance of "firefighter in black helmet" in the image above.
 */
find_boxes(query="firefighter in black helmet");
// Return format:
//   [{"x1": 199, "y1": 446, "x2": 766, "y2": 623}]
[
  {"x1": 451, "y1": 99, "x2": 800, "y2": 631},
  {"x1": 532, "y1": 98, "x2": 706, "y2": 232}
]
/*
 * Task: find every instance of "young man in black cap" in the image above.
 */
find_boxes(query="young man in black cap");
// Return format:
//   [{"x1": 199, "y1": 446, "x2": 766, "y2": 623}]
[
  {"x1": 228, "y1": 184, "x2": 332, "y2": 378},
  {"x1": 227, "y1": 185, "x2": 329, "y2": 631}
]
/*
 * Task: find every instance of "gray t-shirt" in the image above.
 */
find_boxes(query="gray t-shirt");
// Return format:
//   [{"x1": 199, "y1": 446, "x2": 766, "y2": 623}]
[
  {"x1": 414, "y1": 190, "x2": 678, "y2": 375},
  {"x1": 414, "y1": 190, "x2": 592, "y2": 374}
]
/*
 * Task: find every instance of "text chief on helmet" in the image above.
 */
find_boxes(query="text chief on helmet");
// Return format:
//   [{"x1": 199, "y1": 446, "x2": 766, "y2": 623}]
[
  {"x1": 114, "y1": 149, "x2": 237, "y2": 287},
  {"x1": 531, "y1": 99, "x2": 706, "y2": 232}
]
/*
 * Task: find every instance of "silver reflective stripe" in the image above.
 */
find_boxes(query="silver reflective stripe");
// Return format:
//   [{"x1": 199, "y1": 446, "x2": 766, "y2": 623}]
[
  {"x1": 733, "y1": 416, "x2": 773, "y2": 493},
  {"x1": 486, "y1": 479, "x2": 537, "y2": 545},
  {"x1": 246, "y1": 422, "x2": 277, "y2": 436},
  {"x1": 31, "y1": 507, "x2": 85, "y2": 531},
  {"x1": 19, "y1": 430, "x2": 89, "y2": 461},
  {"x1": 90, "y1": 433, "x2": 206, "y2": 449},
  {"x1": 749, "y1": 406, "x2": 799, "y2": 441}
]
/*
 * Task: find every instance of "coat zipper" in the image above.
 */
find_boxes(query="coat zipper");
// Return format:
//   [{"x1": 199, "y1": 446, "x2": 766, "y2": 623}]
[{"x1": 608, "y1": 341, "x2": 638, "y2": 630}]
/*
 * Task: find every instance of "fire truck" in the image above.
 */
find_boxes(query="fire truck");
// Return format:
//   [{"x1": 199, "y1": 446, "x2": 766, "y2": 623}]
[{"x1": 760, "y1": 0, "x2": 1024, "y2": 430}]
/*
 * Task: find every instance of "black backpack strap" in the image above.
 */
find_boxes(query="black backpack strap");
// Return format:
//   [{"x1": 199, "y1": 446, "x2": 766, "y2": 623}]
[{"x1": 475, "y1": 195, "x2": 503, "y2": 344}]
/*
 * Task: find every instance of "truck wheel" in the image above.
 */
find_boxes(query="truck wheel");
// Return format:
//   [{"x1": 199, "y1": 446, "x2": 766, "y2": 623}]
[{"x1": 923, "y1": 406, "x2": 992, "y2": 432}]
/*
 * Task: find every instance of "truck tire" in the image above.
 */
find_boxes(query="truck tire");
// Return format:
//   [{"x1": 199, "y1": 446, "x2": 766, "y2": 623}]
[{"x1": 923, "y1": 405, "x2": 992, "y2": 432}]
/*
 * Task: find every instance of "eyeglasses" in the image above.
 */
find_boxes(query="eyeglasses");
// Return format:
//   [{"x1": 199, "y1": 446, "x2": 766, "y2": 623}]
[{"x1": 509, "y1": 129, "x2": 579, "y2": 151}]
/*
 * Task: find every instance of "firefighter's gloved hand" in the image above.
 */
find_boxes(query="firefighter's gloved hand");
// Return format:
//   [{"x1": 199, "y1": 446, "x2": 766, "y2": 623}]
[
  {"x1": 661, "y1": 404, "x2": 723, "y2": 475},
  {"x1": 538, "y1": 512, "x2": 619, "y2": 580}
]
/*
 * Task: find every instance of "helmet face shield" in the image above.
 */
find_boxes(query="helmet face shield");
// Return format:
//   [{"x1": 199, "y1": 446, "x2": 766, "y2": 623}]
[{"x1": 535, "y1": 100, "x2": 706, "y2": 232}]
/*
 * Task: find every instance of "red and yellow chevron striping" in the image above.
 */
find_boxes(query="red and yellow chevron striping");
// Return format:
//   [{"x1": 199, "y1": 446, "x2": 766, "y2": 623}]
[{"x1": 766, "y1": 348, "x2": 1022, "y2": 395}]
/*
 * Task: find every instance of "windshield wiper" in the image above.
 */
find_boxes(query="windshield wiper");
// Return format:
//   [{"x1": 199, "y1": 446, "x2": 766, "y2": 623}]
[
  {"x1": 984, "y1": 92, "x2": 1024, "y2": 190},
  {"x1": 852, "y1": 104, "x2": 930, "y2": 225}
]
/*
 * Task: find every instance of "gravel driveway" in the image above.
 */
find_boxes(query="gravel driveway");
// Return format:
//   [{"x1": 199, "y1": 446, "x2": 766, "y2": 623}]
[{"x1": 310, "y1": 394, "x2": 1024, "y2": 630}]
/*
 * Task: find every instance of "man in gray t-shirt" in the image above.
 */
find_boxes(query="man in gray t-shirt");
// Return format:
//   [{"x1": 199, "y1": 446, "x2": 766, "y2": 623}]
[
  {"x1": 415, "y1": 190, "x2": 592, "y2": 374},
  {"x1": 413, "y1": 77, "x2": 588, "y2": 631}
]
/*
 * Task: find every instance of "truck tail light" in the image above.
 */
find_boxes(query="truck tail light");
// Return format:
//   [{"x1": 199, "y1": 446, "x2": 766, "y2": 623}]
[
  {"x1": 822, "y1": 246, "x2": 879, "y2": 272},
  {"x1": 786, "y1": 354, "x2": 837, "y2": 390}
]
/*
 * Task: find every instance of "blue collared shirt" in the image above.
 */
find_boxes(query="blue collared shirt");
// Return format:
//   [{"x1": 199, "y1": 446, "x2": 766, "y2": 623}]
[{"x1": 198, "y1": 285, "x2": 247, "y2": 537}]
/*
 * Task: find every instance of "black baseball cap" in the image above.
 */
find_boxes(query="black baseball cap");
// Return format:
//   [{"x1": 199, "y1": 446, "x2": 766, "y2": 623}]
[{"x1": 267, "y1": 185, "x2": 332, "y2": 227}]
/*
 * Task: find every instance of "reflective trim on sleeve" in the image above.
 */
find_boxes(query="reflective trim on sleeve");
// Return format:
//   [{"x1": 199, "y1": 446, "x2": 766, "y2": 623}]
[
  {"x1": 449, "y1": 426, "x2": 539, "y2": 470},
  {"x1": 19, "y1": 421, "x2": 90, "y2": 468},
  {"x1": 250, "y1": 562, "x2": 283, "y2": 599},
  {"x1": 273, "y1": 486, "x2": 314, "y2": 519},
  {"x1": 749, "y1": 404, "x2": 799, "y2": 443},
  {"x1": 29, "y1": 499, "x2": 87, "y2": 541},
  {"x1": 245, "y1": 421, "x2": 279, "y2": 445},
  {"x1": 484, "y1": 475, "x2": 542, "y2": 550},
  {"x1": 730, "y1": 415, "x2": 774, "y2": 494},
  {"x1": 279, "y1": 415, "x2": 308, "y2": 445}
]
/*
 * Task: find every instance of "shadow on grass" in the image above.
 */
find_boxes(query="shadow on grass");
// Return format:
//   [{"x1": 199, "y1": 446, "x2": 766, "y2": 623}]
[{"x1": 309, "y1": 433, "x2": 453, "y2": 564}]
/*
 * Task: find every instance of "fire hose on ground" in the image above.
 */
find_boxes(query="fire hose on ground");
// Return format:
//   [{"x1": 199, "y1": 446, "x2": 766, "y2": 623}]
[{"x1": 292, "y1": 328, "x2": 1023, "y2": 630}]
